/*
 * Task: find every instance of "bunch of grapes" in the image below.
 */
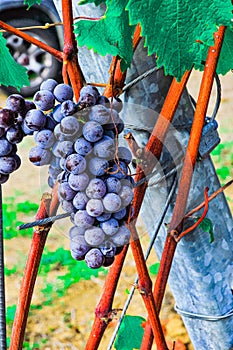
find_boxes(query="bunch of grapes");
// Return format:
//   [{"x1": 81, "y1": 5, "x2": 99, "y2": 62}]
[
  {"x1": 0, "y1": 93, "x2": 43, "y2": 184},
  {"x1": 28, "y1": 79, "x2": 134, "y2": 269}
]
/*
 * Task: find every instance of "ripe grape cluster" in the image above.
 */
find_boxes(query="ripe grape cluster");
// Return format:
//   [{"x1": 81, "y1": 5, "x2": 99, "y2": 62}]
[
  {"x1": 26, "y1": 79, "x2": 134, "y2": 269},
  {"x1": 0, "y1": 94, "x2": 40, "y2": 183}
]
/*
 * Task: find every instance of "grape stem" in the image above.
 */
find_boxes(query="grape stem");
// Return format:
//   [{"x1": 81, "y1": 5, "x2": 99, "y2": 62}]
[{"x1": 0, "y1": 20, "x2": 63, "y2": 62}]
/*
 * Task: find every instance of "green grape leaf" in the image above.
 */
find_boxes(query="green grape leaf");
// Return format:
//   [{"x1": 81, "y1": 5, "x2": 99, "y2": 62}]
[
  {"x1": 0, "y1": 34, "x2": 29, "y2": 90},
  {"x1": 196, "y1": 217, "x2": 214, "y2": 243},
  {"x1": 24, "y1": 0, "x2": 41, "y2": 9},
  {"x1": 217, "y1": 27, "x2": 233, "y2": 74},
  {"x1": 79, "y1": 0, "x2": 106, "y2": 5},
  {"x1": 114, "y1": 315, "x2": 145, "y2": 350},
  {"x1": 126, "y1": 0, "x2": 233, "y2": 80},
  {"x1": 74, "y1": 0, "x2": 135, "y2": 70}
]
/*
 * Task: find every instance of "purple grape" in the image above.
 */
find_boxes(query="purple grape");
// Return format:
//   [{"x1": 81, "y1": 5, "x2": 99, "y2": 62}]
[
  {"x1": 86, "y1": 198, "x2": 104, "y2": 217},
  {"x1": 21, "y1": 120, "x2": 34, "y2": 135},
  {"x1": 73, "y1": 191, "x2": 88, "y2": 210},
  {"x1": 48, "y1": 165, "x2": 62, "y2": 180},
  {"x1": 54, "y1": 83, "x2": 73, "y2": 102},
  {"x1": 53, "y1": 104, "x2": 64, "y2": 123},
  {"x1": 88, "y1": 104, "x2": 111, "y2": 125},
  {"x1": 94, "y1": 136, "x2": 115, "y2": 158},
  {"x1": 104, "y1": 109, "x2": 120, "y2": 129},
  {"x1": 83, "y1": 121, "x2": 104, "y2": 142},
  {"x1": 58, "y1": 182, "x2": 76, "y2": 201},
  {"x1": 109, "y1": 161, "x2": 128, "y2": 179},
  {"x1": 0, "y1": 129, "x2": 5, "y2": 138},
  {"x1": 29, "y1": 146, "x2": 52, "y2": 166},
  {"x1": 118, "y1": 146, "x2": 132, "y2": 164},
  {"x1": 68, "y1": 172, "x2": 89, "y2": 191},
  {"x1": 119, "y1": 185, "x2": 134, "y2": 207},
  {"x1": 34, "y1": 129, "x2": 55, "y2": 149},
  {"x1": 0, "y1": 109, "x2": 15, "y2": 129},
  {"x1": 0, "y1": 173, "x2": 9, "y2": 184},
  {"x1": 84, "y1": 227, "x2": 105, "y2": 246},
  {"x1": 85, "y1": 248, "x2": 104, "y2": 268},
  {"x1": 106, "y1": 177, "x2": 121, "y2": 194},
  {"x1": 86, "y1": 178, "x2": 106, "y2": 199},
  {"x1": 61, "y1": 100, "x2": 76, "y2": 116},
  {"x1": 24, "y1": 109, "x2": 46, "y2": 131},
  {"x1": 70, "y1": 236, "x2": 90, "y2": 261},
  {"x1": 88, "y1": 157, "x2": 109, "y2": 176},
  {"x1": 103, "y1": 256, "x2": 115, "y2": 267},
  {"x1": 14, "y1": 154, "x2": 21, "y2": 170},
  {"x1": 100, "y1": 245, "x2": 117, "y2": 258},
  {"x1": 79, "y1": 86, "x2": 100, "y2": 107},
  {"x1": 0, "y1": 156, "x2": 17, "y2": 174},
  {"x1": 96, "y1": 95, "x2": 110, "y2": 106},
  {"x1": 52, "y1": 141, "x2": 74, "y2": 158},
  {"x1": 40, "y1": 78, "x2": 58, "y2": 92},
  {"x1": 69, "y1": 225, "x2": 85, "y2": 240},
  {"x1": 23, "y1": 100, "x2": 36, "y2": 115},
  {"x1": 6, "y1": 126, "x2": 24, "y2": 144},
  {"x1": 6, "y1": 94, "x2": 25, "y2": 113},
  {"x1": 96, "y1": 212, "x2": 111, "y2": 222},
  {"x1": 73, "y1": 210, "x2": 95, "y2": 228},
  {"x1": 65, "y1": 153, "x2": 86, "y2": 174},
  {"x1": 60, "y1": 116, "x2": 80, "y2": 137},
  {"x1": 45, "y1": 114, "x2": 58, "y2": 131},
  {"x1": 54, "y1": 124, "x2": 69, "y2": 141},
  {"x1": 103, "y1": 193, "x2": 122, "y2": 212},
  {"x1": 74, "y1": 137, "x2": 92, "y2": 156},
  {"x1": 0, "y1": 138, "x2": 13, "y2": 156},
  {"x1": 61, "y1": 199, "x2": 76, "y2": 213},
  {"x1": 113, "y1": 208, "x2": 127, "y2": 220},
  {"x1": 33, "y1": 90, "x2": 55, "y2": 111},
  {"x1": 100, "y1": 218, "x2": 119, "y2": 236},
  {"x1": 110, "y1": 96, "x2": 123, "y2": 113},
  {"x1": 110, "y1": 225, "x2": 130, "y2": 246}
]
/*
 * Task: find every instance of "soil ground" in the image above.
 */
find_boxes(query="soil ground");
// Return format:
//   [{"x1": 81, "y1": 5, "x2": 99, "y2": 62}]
[{"x1": 0, "y1": 70, "x2": 233, "y2": 349}]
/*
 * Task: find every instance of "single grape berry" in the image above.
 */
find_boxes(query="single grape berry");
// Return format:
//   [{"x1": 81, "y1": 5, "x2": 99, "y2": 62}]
[
  {"x1": 84, "y1": 227, "x2": 105, "y2": 246},
  {"x1": 33, "y1": 90, "x2": 55, "y2": 111},
  {"x1": 6, "y1": 94, "x2": 26, "y2": 113},
  {"x1": 24, "y1": 109, "x2": 46, "y2": 131},
  {"x1": 68, "y1": 172, "x2": 89, "y2": 192},
  {"x1": 40, "y1": 78, "x2": 58, "y2": 92},
  {"x1": 54, "y1": 83, "x2": 74, "y2": 102},
  {"x1": 103, "y1": 193, "x2": 122, "y2": 213},
  {"x1": 85, "y1": 248, "x2": 104, "y2": 268},
  {"x1": 83, "y1": 121, "x2": 104, "y2": 143},
  {"x1": 86, "y1": 178, "x2": 106, "y2": 199},
  {"x1": 86, "y1": 198, "x2": 104, "y2": 217},
  {"x1": 65, "y1": 153, "x2": 86, "y2": 174},
  {"x1": 0, "y1": 109, "x2": 15, "y2": 129}
]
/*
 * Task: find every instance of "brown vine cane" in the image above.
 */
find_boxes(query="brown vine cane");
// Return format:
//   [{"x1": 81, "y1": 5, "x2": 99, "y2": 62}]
[
  {"x1": 86, "y1": 69, "x2": 191, "y2": 350},
  {"x1": 9, "y1": 184, "x2": 60, "y2": 350},
  {"x1": 141, "y1": 25, "x2": 226, "y2": 350}
]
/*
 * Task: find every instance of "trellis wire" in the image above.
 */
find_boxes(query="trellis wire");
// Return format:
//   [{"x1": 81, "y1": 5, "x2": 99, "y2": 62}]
[
  {"x1": 107, "y1": 176, "x2": 177, "y2": 350},
  {"x1": 121, "y1": 66, "x2": 160, "y2": 94},
  {"x1": 0, "y1": 185, "x2": 6, "y2": 350}
]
